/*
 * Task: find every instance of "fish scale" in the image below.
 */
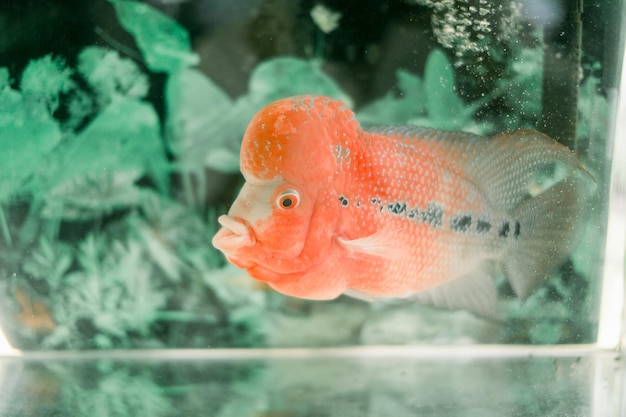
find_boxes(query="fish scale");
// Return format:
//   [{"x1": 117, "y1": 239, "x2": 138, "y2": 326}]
[
  {"x1": 212, "y1": 95, "x2": 594, "y2": 316},
  {"x1": 339, "y1": 133, "x2": 497, "y2": 296}
]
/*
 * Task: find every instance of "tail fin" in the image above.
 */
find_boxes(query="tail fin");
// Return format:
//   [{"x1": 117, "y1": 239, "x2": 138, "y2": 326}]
[
  {"x1": 503, "y1": 176, "x2": 593, "y2": 298},
  {"x1": 466, "y1": 130, "x2": 596, "y2": 299}
]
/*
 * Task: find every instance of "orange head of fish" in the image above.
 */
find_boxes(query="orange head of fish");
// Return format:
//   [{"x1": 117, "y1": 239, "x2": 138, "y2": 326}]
[{"x1": 212, "y1": 95, "x2": 361, "y2": 298}]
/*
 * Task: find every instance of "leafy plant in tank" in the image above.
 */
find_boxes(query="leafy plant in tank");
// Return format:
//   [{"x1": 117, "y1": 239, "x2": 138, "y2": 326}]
[
  {"x1": 356, "y1": 48, "x2": 494, "y2": 134},
  {"x1": 0, "y1": 1, "x2": 258, "y2": 349}
]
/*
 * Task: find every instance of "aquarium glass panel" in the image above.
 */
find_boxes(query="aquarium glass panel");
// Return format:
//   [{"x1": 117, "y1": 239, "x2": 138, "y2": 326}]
[{"x1": 0, "y1": 0, "x2": 624, "y2": 351}]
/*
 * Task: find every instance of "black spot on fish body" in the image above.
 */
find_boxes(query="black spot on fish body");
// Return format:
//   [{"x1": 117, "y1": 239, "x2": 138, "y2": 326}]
[
  {"x1": 476, "y1": 220, "x2": 492, "y2": 233},
  {"x1": 339, "y1": 195, "x2": 349, "y2": 207},
  {"x1": 450, "y1": 214, "x2": 472, "y2": 232},
  {"x1": 388, "y1": 202, "x2": 407, "y2": 215},
  {"x1": 422, "y1": 203, "x2": 443, "y2": 227},
  {"x1": 498, "y1": 221, "x2": 510, "y2": 238},
  {"x1": 514, "y1": 221, "x2": 521, "y2": 238}
]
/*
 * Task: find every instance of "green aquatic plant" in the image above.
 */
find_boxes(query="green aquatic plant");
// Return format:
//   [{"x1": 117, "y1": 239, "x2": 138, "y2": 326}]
[
  {"x1": 356, "y1": 68, "x2": 427, "y2": 127},
  {"x1": 357, "y1": 49, "x2": 491, "y2": 134},
  {"x1": 23, "y1": 237, "x2": 73, "y2": 295},
  {"x1": 77, "y1": 46, "x2": 150, "y2": 108},
  {"x1": 576, "y1": 70, "x2": 610, "y2": 180},
  {"x1": 0, "y1": 63, "x2": 62, "y2": 204},
  {"x1": 0, "y1": 2, "x2": 268, "y2": 349},
  {"x1": 577, "y1": 74, "x2": 608, "y2": 143},
  {"x1": 31, "y1": 94, "x2": 168, "y2": 214},
  {"x1": 494, "y1": 43, "x2": 544, "y2": 130},
  {"x1": 110, "y1": 0, "x2": 199, "y2": 73},
  {"x1": 44, "y1": 234, "x2": 170, "y2": 349},
  {"x1": 20, "y1": 55, "x2": 74, "y2": 114},
  {"x1": 41, "y1": 170, "x2": 145, "y2": 221}
]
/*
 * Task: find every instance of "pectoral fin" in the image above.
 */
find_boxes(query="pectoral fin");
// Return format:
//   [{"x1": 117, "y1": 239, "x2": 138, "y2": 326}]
[{"x1": 336, "y1": 230, "x2": 404, "y2": 259}]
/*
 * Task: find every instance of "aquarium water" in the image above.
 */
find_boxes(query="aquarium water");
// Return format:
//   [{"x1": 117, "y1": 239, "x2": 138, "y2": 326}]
[{"x1": 0, "y1": 0, "x2": 624, "y2": 416}]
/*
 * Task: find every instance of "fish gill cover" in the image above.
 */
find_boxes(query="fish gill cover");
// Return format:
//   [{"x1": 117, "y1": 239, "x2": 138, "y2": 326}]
[{"x1": 0, "y1": 0, "x2": 608, "y2": 349}]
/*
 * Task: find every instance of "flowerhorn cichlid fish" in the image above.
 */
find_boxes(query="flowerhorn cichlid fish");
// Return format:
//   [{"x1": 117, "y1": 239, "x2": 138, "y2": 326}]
[{"x1": 212, "y1": 95, "x2": 594, "y2": 316}]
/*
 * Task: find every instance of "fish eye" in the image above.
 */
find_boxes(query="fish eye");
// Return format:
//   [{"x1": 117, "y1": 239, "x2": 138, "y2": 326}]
[{"x1": 276, "y1": 189, "x2": 300, "y2": 209}]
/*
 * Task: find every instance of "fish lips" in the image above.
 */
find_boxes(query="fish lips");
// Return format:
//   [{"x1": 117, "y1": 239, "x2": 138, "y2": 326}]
[
  {"x1": 213, "y1": 214, "x2": 319, "y2": 285},
  {"x1": 212, "y1": 215, "x2": 256, "y2": 256}
]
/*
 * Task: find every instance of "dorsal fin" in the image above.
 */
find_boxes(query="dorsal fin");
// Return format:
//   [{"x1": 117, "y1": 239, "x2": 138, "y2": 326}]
[
  {"x1": 367, "y1": 126, "x2": 593, "y2": 212},
  {"x1": 462, "y1": 129, "x2": 593, "y2": 211}
]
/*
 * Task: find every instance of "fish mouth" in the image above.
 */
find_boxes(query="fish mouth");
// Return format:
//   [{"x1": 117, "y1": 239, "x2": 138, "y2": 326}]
[
  {"x1": 212, "y1": 214, "x2": 315, "y2": 284},
  {"x1": 212, "y1": 215, "x2": 256, "y2": 255}
]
